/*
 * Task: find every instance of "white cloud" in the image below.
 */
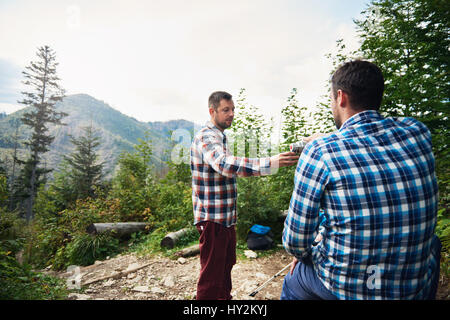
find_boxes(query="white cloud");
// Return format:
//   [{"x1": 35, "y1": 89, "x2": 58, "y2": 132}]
[{"x1": 0, "y1": 0, "x2": 367, "y2": 128}]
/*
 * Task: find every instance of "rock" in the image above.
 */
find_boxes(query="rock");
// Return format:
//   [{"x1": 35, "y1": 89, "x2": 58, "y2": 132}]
[
  {"x1": 126, "y1": 275, "x2": 142, "y2": 285},
  {"x1": 244, "y1": 250, "x2": 258, "y2": 259},
  {"x1": 127, "y1": 273, "x2": 136, "y2": 279},
  {"x1": 177, "y1": 257, "x2": 187, "y2": 264},
  {"x1": 68, "y1": 293, "x2": 92, "y2": 300},
  {"x1": 133, "y1": 286, "x2": 151, "y2": 293},
  {"x1": 239, "y1": 279, "x2": 258, "y2": 293},
  {"x1": 255, "y1": 272, "x2": 267, "y2": 279},
  {"x1": 264, "y1": 293, "x2": 274, "y2": 299},
  {"x1": 151, "y1": 287, "x2": 166, "y2": 294},
  {"x1": 163, "y1": 276, "x2": 175, "y2": 287},
  {"x1": 103, "y1": 279, "x2": 116, "y2": 287},
  {"x1": 126, "y1": 263, "x2": 140, "y2": 271}
]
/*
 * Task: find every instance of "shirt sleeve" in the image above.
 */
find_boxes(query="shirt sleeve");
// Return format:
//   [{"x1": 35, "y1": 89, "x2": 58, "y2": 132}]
[
  {"x1": 282, "y1": 142, "x2": 329, "y2": 259},
  {"x1": 197, "y1": 132, "x2": 271, "y2": 178}
]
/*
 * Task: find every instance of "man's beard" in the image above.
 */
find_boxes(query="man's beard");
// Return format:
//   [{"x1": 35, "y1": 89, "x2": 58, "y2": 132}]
[
  {"x1": 332, "y1": 107, "x2": 342, "y2": 129},
  {"x1": 334, "y1": 117, "x2": 342, "y2": 130},
  {"x1": 214, "y1": 116, "x2": 233, "y2": 131}
]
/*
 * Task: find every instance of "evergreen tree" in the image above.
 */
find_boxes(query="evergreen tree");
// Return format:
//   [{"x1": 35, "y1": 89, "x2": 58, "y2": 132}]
[
  {"x1": 64, "y1": 125, "x2": 104, "y2": 200},
  {"x1": 0, "y1": 158, "x2": 7, "y2": 207},
  {"x1": 18, "y1": 45, "x2": 67, "y2": 221}
]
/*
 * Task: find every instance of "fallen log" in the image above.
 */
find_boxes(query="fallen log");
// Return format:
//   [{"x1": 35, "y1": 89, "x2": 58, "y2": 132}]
[
  {"x1": 82, "y1": 261, "x2": 154, "y2": 286},
  {"x1": 86, "y1": 222, "x2": 150, "y2": 238},
  {"x1": 175, "y1": 244, "x2": 200, "y2": 257},
  {"x1": 160, "y1": 228, "x2": 190, "y2": 249}
]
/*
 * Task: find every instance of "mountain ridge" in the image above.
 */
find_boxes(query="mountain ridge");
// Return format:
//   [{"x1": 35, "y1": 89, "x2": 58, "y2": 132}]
[{"x1": 0, "y1": 93, "x2": 199, "y2": 177}]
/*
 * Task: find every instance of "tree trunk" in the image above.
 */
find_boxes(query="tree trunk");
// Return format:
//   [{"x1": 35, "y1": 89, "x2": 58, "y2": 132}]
[
  {"x1": 86, "y1": 222, "x2": 150, "y2": 238},
  {"x1": 26, "y1": 157, "x2": 37, "y2": 222},
  {"x1": 175, "y1": 244, "x2": 200, "y2": 257},
  {"x1": 160, "y1": 228, "x2": 190, "y2": 249}
]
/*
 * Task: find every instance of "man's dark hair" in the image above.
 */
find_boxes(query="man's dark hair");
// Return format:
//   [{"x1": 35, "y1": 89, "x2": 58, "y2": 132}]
[
  {"x1": 208, "y1": 91, "x2": 232, "y2": 110},
  {"x1": 331, "y1": 60, "x2": 385, "y2": 111}
]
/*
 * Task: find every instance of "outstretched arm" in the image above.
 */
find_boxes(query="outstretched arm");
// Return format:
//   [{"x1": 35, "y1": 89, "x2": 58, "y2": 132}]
[{"x1": 197, "y1": 133, "x2": 298, "y2": 178}]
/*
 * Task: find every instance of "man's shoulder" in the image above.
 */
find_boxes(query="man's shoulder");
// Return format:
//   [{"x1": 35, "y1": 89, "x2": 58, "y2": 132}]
[
  {"x1": 391, "y1": 116, "x2": 430, "y2": 134},
  {"x1": 307, "y1": 132, "x2": 342, "y2": 152},
  {"x1": 193, "y1": 125, "x2": 216, "y2": 141}
]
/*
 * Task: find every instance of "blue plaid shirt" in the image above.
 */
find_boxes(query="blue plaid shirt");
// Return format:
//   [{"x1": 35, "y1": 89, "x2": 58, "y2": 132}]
[{"x1": 283, "y1": 110, "x2": 439, "y2": 300}]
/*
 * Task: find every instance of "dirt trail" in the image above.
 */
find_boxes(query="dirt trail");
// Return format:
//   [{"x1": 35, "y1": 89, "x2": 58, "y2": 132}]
[
  {"x1": 53, "y1": 250, "x2": 291, "y2": 300},
  {"x1": 49, "y1": 249, "x2": 449, "y2": 300}
]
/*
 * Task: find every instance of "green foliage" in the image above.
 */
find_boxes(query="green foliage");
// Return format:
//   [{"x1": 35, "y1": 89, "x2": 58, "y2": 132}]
[
  {"x1": 61, "y1": 233, "x2": 120, "y2": 267},
  {"x1": 354, "y1": 0, "x2": 449, "y2": 132},
  {"x1": 0, "y1": 209, "x2": 27, "y2": 241},
  {"x1": 132, "y1": 226, "x2": 198, "y2": 257},
  {"x1": 113, "y1": 131, "x2": 154, "y2": 190},
  {"x1": 0, "y1": 174, "x2": 7, "y2": 207},
  {"x1": 0, "y1": 246, "x2": 68, "y2": 300},
  {"x1": 227, "y1": 89, "x2": 283, "y2": 240},
  {"x1": 64, "y1": 125, "x2": 105, "y2": 200}
]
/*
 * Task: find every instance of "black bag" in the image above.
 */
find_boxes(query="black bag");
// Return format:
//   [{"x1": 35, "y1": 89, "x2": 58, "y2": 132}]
[{"x1": 246, "y1": 229, "x2": 274, "y2": 250}]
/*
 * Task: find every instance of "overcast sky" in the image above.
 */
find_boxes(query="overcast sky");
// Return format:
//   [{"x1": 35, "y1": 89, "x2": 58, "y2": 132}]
[{"x1": 0, "y1": 0, "x2": 368, "y2": 126}]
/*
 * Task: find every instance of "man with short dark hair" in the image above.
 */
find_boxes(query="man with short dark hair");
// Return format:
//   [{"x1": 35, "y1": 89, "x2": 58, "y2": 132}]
[
  {"x1": 190, "y1": 91, "x2": 300, "y2": 300},
  {"x1": 281, "y1": 60, "x2": 441, "y2": 300}
]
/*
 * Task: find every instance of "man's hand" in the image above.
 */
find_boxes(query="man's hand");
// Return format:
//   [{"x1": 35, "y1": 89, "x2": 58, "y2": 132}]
[
  {"x1": 289, "y1": 233, "x2": 323, "y2": 275},
  {"x1": 270, "y1": 152, "x2": 299, "y2": 168},
  {"x1": 290, "y1": 257, "x2": 298, "y2": 275}
]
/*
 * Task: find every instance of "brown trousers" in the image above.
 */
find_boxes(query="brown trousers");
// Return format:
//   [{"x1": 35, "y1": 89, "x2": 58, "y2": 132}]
[{"x1": 195, "y1": 221, "x2": 237, "y2": 300}]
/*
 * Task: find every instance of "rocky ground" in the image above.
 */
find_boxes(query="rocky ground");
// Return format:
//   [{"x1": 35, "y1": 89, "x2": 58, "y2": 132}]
[
  {"x1": 47, "y1": 249, "x2": 449, "y2": 300},
  {"x1": 52, "y1": 249, "x2": 291, "y2": 300}
]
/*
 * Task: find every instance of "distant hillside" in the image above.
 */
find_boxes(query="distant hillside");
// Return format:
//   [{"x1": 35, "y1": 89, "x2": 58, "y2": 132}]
[{"x1": 0, "y1": 94, "x2": 199, "y2": 178}]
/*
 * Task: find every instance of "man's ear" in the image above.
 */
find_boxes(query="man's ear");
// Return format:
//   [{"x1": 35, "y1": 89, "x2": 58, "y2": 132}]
[
  {"x1": 209, "y1": 107, "x2": 214, "y2": 117},
  {"x1": 337, "y1": 90, "x2": 348, "y2": 108}
]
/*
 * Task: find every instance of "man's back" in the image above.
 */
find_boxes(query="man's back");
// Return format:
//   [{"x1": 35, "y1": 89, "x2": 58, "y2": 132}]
[{"x1": 283, "y1": 110, "x2": 439, "y2": 299}]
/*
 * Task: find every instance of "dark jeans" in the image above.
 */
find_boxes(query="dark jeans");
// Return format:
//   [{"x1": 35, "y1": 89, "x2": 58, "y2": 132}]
[
  {"x1": 280, "y1": 235, "x2": 442, "y2": 300},
  {"x1": 195, "y1": 221, "x2": 236, "y2": 300},
  {"x1": 280, "y1": 256, "x2": 337, "y2": 300}
]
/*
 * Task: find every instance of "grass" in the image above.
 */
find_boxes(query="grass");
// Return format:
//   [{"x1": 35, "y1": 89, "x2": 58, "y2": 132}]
[{"x1": 128, "y1": 226, "x2": 199, "y2": 258}]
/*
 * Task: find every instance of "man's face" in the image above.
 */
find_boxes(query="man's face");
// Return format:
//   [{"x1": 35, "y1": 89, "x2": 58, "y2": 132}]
[{"x1": 211, "y1": 99, "x2": 235, "y2": 131}]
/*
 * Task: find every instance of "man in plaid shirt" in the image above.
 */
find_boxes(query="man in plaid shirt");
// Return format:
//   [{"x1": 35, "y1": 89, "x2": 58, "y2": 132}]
[
  {"x1": 281, "y1": 60, "x2": 441, "y2": 300},
  {"x1": 191, "y1": 91, "x2": 300, "y2": 300}
]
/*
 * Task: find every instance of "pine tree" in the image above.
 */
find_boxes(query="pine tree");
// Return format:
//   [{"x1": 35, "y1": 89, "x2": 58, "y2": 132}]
[
  {"x1": 64, "y1": 125, "x2": 104, "y2": 200},
  {"x1": 18, "y1": 45, "x2": 67, "y2": 221}
]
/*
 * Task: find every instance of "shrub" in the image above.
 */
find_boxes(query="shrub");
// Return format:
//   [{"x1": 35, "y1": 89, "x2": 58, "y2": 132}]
[
  {"x1": 62, "y1": 233, "x2": 120, "y2": 267},
  {"x1": 0, "y1": 245, "x2": 68, "y2": 300}
]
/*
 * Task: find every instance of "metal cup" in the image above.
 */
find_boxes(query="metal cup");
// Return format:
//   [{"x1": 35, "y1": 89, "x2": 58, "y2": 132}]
[{"x1": 289, "y1": 140, "x2": 307, "y2": 154}]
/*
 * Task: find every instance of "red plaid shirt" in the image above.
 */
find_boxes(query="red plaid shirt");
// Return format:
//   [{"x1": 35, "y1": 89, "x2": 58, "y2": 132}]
[{"x1": 190, "y1": 121, "x2": 272, "y2": 227}]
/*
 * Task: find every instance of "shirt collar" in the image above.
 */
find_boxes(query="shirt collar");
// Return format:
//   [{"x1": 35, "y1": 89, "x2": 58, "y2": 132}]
[
  {"x1": 206, "y1": 120, "x2": 226, "y2": 138},
  {"x1": 339, "y1": 110, "x2": 384, "y2": 131}
]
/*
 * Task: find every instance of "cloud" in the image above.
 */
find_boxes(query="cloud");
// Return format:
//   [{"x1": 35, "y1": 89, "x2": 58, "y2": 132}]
[
  {"x1": 0, "y1": 58, "x2": 22, "y2": 104},
  {"x1": 0, "y1": 0, "x2": 368, "y2": 126}
]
